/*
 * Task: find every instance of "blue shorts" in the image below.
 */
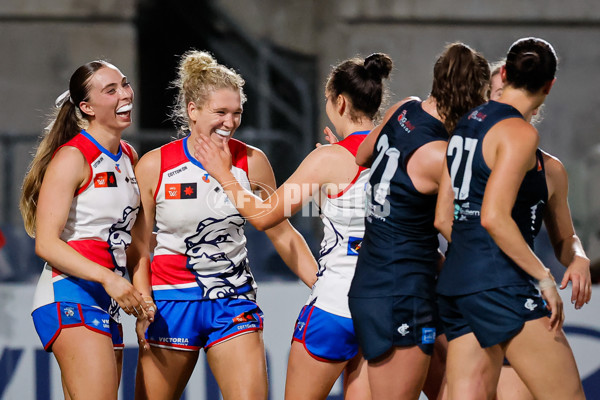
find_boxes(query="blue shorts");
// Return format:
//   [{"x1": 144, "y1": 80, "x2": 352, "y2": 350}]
[
  {"x1": 292, "y1": 305, "x2": 358, "y2": 362},
  {"x1": 32, "y1": 302, "x2": 123, "y2": 352},
  {"x1": 437, "y1": 285, "x2": 550, "y2": 348},
  {"x1": 348, "y1": 295, "x2": 439, "y2": 361},
  {"x1": 146, "y1": 297, "x2": 263, "y2": 351}
]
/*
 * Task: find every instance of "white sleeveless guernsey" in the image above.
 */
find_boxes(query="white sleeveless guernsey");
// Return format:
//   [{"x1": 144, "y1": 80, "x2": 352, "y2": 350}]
[
  {"x1": 32, "y1": 130, "x2": 140, "y2": 322},
  {"x1": 151, "y1": 136, "x2": 257, "y2": 301},
  {"x1": 307, "y1": 132, "x2": 369, "y2": 318}
]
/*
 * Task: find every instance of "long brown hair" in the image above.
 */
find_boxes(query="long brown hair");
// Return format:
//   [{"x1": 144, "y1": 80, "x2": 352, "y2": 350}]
[
  {"x1": 20, "y1": 60, "x2": 111, "y2": 237},
  {"x1": 431, "y1": 42, "x2": 490, "y2": 134}
]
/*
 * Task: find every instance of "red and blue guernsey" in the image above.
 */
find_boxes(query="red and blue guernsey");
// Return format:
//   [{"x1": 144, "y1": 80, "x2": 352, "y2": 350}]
[
  {"x1": 32, "y1": 130, "x2": 140, "y2": 321},
  {"x1": 151, "y1": 136, "x2": 257, "y2": 301}
]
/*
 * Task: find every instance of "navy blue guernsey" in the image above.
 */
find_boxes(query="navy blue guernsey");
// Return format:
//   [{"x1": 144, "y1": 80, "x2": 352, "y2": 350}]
[
  {"x1": 436, "y1": 101, "x2": 548, "y2": 296},
  {"x1": 349, "y1": 100, "x2": 448, "y2": 299}
]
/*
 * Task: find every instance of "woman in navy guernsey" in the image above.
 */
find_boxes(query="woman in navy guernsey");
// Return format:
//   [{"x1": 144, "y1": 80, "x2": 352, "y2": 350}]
[
  {"x1": 348, "y1": 43, "x2": 490, "y2": 400},
  {"x1": 486, "y1": 60, "x2": 593, "y2": 400},
  {"x1": 128, "y1": 50, "x2": 317, "y2": 399},
  {"x1": 20, "y1": 61, "x2": 147, "y2": 399},
  {"x1": 435, "y1": 38, "x2": 586, "y2": 399},
  {"x1": 195, "y1": 54, "x2": 392, "y2": 399}
]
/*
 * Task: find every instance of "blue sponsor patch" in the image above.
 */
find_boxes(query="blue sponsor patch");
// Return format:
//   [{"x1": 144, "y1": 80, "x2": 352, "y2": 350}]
[
  {"x1": 347, "y1": 237, "x2": 362, "y2": 256},
  {"x1": 422, "y1": 327, "x2": 436, "y2": 344}
]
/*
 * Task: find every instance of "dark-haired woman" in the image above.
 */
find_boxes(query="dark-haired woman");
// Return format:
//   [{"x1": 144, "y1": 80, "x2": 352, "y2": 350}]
[
  {"x1": 435, "y1": 37, "x2": 585, "y2": 399},
  {"x1": 195, "y1": 53, "x2": 393, "y2": 399},
  {"x1": 348, "y1": 42, "x2": 490, "y2": 400},
  {"x1": 20, "y1": 61, "x2": 146, "y2": 400}
]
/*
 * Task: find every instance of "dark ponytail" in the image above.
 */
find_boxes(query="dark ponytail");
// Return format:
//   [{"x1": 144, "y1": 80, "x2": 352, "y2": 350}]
[
  {"x1": 431, "y1": 42, "x2": 490, "y2": 134},
  {"x1": 505, "y1": 37, "x2": 557, "y2": 93},
  {"x1": 326, "y1": 53, "x2": 393, "y2": 122}
]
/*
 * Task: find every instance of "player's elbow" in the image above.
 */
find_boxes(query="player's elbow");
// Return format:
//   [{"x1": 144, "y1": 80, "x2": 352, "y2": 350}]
[
  {"x1": 480, "y1": 208, "x2": 503, "y2": 235},
  {"x1": 248, "y1": 217, "x2": 274, "y2": 232}
]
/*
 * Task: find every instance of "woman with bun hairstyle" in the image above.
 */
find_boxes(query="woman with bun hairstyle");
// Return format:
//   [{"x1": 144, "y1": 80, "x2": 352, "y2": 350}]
[
  {"x1": 486, "y1": 58, "x2": 592, "y2": 400},
  {"x1": 195, "y1": 53, "x2": 393, "y2": 399},
  {"x1": 435, "y1": 37, "x2": 586, "y2": 399},
  {"x1": 20, "y1": 60, "x2": 145, "y2": 400},
  {"x1": 128, "y1": 50, "x2": 317, "y2": 399},
  {"x1": 348, "y1": 42, "x2": 489, "y2": 400}
]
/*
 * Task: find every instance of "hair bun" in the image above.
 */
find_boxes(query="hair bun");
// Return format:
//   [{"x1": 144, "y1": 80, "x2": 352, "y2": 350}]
[
  {"x1": 364, "y1": 53, "x2": 393, "y2": 80},
  {"x1": 517, "y1": 52, "x2": 540, "y2": 75},
  {"x1": 180, "y1": 50, "x2": 216, "y2": 76}
]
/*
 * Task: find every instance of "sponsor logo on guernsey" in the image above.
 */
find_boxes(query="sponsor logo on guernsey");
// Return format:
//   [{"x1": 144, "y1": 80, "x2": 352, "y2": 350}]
[
  {"x1": 167, "y1": 165, "x2": 188, "y2": 177},
  {"x1": 397, "y1": 109, "x2": 415, "y2": 133},
  {"x1": 524, "y1": 298, "x2": 538, "y2": 311},
  {"x1": 233, "y1": 311, "x2": 257, "y2": 324},
  {"x1": 237, "y1": 323, "x2": 254, "y2": 331},
  {"x1": 202, "y1": 173, "x2": 211, "y2": 183},
  {"x1": 63, "y1": 307, "x2": 75, "y2": 318},
  {"x1": 159, "y1": 337, "x2": 190, "y2": 345},
  {"x1": 422, "y1": 327, "x2": 436, "y2": 344},
  {"x1": 530, "y1": 200, "x2": 545, "y2": 232},
  {"x1": 115, "y1": 163, "x2": 121, "y2": 173},
  {"x1": 165, "y1": 183, "x2": 197, "y2": 199},
  {"x1": 93, "y1": 156, "x2": 104, "y2": 168},
  {"x1": 397, "y1": 323, "x2": 410, "y2": 336},
  {"x1": 347, "y1": 237, "x2": 363, "y2": 256},
  {"x1": 454, "y1": 201, "x2": 480, "y2": 221},
  {"x1": 94, "y1": 171, "x2": 118, "y2": 188},
  {"x1": 467, "y1": 110, "x2": 487, "y2": 122}
]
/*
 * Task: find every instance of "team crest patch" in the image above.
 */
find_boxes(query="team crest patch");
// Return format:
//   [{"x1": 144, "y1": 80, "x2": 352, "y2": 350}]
[
  {"x1": 63, "y1": 307, "x2": 75, "y2": 318},
  {"x1": 232, "y1": 311, "x2": 257, "y2": 324},
  {"x1": 94, "y1": 171, "x2": 118, "y2": 188},
  {"x1": 347, "y1": 237, "x2": 362, "y2": 256},
  {"x1": 165, "y1": 183, "x2": 197, "y2": 199},
  {"x1": 422, "y1": 327, "x2": 436, "y2": 344},
  {"x1": 524, "y1": 298, "x2": 538, "y2": 311}
]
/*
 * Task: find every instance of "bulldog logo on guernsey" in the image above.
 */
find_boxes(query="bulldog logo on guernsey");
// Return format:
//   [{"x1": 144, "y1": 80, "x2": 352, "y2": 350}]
[
  {"x1": 165, "y1": 183, "x2": 197, "y2": 199},
  {"x1": 94, "y1": 171, "x2": 118, "y2": 188}
]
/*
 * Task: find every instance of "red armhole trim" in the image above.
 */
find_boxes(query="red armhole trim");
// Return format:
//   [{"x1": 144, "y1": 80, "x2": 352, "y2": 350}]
[
  {"x1": 120, "y1": 140, "x2": 135, "y2": 163},
  {"x1": 327, "y1": 167, "x2": 365, "y2": 199},
  {"x1": 153, "y1": 140, "x2": 185, "y2": 202},
  {"x1": 54, "y1": 135, "x2": 97, "y2": 197},
  {"x1": 229, "y1": 139, "x2": 249, "y2": 175},
  {"x1": 153, "y1": 146, "x2": 165, "y2": 202}
]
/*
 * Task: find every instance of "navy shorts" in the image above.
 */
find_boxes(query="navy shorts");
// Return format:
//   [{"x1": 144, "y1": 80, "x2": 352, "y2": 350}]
[
  {"x1": 32, "y1": 302, "x2": 123, "y2": 351},
  {"x1": 348, "y1": 295, "x2": 439, "y2": 361},
  {"x1": 437, "y1": 284, "x2": 550, "y2": 348},
  {"x1": 292, "y1": 305, "x2": 358, "y2": 362},
  {"x1": 146, "y1": 297, "x2": 263, "y2": 351}
]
